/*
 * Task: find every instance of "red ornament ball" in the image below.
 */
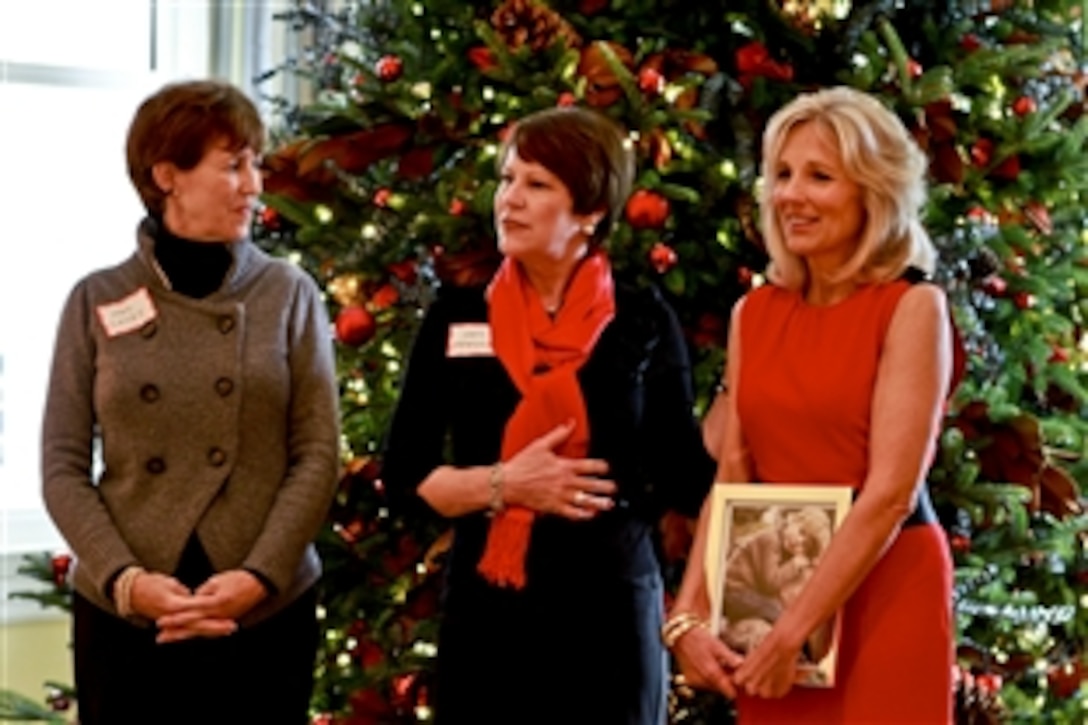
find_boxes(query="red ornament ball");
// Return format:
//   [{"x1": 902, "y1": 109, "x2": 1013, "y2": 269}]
[
  {"x1": 625, "y1": 189, "x2": 670, "y2": 229},
  {"x1": 556, "y1": 91, "x2": 576, "y2": 107},
  {"x1": 1013, "y1": 291, "x2": 1036, "y2": 310},
  {"x1": 1012, "y1": 95, "x2": 1037, "y2": 116},
  {"x1": 336, "y1": 305, "x2": 376, "y2": 346},
  {"x1": 638, "y1": 67, "x2": 665, "y2": 95},
  {"x1": 51, "y1": 553, "x2": 73, "y2": 587},
  {"x1": 373, "y1": 188, "x2": 392, "y2": 207},
  {"x1": 981, "y1": 275, "x2": 1008, "y2": 297},
  {"x1": 949, "y1": 533, "x2": 971, "y2": 554},
  {"x1": 649, "y1": 242, "x2": 678, "y2": 273},
  {"x1": 376, "y1": 55, "x2": 404, "y2": 82},
  {"x1": 1047, "y1": 660, "x2": 1086, "y2": 700},
  {"x1": 259, "y1": 207, "x2": 280, "y2": 229},
  {"x1": 449, "y1": 198, "x2": 466, "y2": 216}
]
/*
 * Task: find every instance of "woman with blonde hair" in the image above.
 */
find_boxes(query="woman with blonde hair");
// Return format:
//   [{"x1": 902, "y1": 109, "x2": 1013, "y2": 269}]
[{"x1": 666, "y1": 86, "x2": 957, "y2": 723}]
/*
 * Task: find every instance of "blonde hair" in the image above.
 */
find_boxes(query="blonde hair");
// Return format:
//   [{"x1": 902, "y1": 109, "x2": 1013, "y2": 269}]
[
  {"x1": 784, "y1": 506, "x2": 832, "y2": 558},
  {"x1": 759, "y1": 86, "x2": 935, "y2": 291}
]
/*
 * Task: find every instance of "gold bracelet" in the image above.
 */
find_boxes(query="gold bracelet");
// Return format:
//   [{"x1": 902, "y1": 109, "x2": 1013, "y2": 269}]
[
  {"x1": 113, "y1": 565, "x2": 146, "y2": 618},
  {"x1": 486, "y1": 463, "x2": 505, "y2": 517},
  {"x1": 661, "y1": 611, "x2": 707, "y2": 648}
]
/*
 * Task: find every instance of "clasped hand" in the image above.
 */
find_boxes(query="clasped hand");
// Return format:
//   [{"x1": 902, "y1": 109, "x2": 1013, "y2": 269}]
[
  {"x1": 502, "y1": 421, "x2": 617, "y2": 521},
  {"x1": 673, "y1": 623, "x2": 802, "y2": 700},
  {"x1": 126, "y1": 569, "x2": 268, "y2": 644}
]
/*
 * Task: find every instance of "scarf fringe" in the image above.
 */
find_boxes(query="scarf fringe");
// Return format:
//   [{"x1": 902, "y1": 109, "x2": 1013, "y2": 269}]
[{"x1": 476, "y1": 507, "x2": 535, "y2": 590}]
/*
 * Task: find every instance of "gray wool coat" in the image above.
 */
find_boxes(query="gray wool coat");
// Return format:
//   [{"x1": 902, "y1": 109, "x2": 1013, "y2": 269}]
[{"x1": 41, "y1": 219, "x2": 340, "y2": 626}]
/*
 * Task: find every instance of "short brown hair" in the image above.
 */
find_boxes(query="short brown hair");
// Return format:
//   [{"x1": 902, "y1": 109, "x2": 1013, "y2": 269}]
[
  {"x1": 500, "y1": 106, "x2": 634, "y2": 246},
  {"x1": 126, "y1": 79, "x2": 264, "y2": 215}
]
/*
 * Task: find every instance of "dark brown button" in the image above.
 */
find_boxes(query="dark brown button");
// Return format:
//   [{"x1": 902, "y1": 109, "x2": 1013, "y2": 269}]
[
  {"x1": 145, "y1": 457, "x2": 166, "y2": 474},
  {"x1": 214, "y1": 377, "x2": 234, "y2": 396},
  {"x1": 218, "y1": 316, "x2": 235, "y2": 334},
  {"x1": 139, "y1": 384, "x2": 160, "y2": 403},
  {"x1": 140, "y1": 321, "x2": 158, "y2": 338},
  {"x1": 207, "y1": 448, "x2": 227, "y2": 467}
]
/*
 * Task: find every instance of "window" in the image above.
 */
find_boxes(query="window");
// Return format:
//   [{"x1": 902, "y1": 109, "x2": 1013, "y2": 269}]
[{"x1": 0, "y1": 1, "x2": 212, "y2": 588}]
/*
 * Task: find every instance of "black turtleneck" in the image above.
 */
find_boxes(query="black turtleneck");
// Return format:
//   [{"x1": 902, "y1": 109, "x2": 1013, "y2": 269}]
[{"x1": 151, "y1": 218, "x2": 233, "y2": 298}]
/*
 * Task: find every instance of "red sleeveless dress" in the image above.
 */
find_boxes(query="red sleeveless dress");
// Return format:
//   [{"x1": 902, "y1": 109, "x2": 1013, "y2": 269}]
[{"x1": 733, "y1": 281, "x2": 953, "y2": 724}]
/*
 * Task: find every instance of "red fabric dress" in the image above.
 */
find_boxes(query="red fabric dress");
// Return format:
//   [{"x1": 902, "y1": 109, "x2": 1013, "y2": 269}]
[{"x1": 733, "y1": 280, "x2": 953, "y2": 724}]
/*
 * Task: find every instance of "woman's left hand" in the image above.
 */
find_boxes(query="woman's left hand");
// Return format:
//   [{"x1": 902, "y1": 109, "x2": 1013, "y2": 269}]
[
  {"x1": 732, "y1": 625, "x2": 801, "y2": 699},
  {"x1": 155, "y1": 570, "x2": 268, "y2": 643}
]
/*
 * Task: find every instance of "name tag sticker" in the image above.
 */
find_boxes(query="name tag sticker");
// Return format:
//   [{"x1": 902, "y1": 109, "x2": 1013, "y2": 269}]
[
  {"x1": 447, "y1": 323, "x2": 494, "y2": 358},
  {"x1": 96, "y1": 287, "x2": 158, "y2": 338}
]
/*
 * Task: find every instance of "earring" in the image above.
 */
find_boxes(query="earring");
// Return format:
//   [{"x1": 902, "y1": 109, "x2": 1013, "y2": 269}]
[{"x1": 581, "y1": 223, "x2": 596, "y2": 236}]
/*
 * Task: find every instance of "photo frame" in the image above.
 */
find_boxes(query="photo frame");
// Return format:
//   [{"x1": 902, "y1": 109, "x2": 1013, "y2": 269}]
[{"x1": 704, "y1": 483, "x2": 853, "y2": 688}]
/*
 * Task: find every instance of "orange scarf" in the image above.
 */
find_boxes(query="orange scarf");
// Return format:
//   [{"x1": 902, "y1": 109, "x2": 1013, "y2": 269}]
[{"x1": 477, "y1": 253, "x2": 616, "y2": 589}]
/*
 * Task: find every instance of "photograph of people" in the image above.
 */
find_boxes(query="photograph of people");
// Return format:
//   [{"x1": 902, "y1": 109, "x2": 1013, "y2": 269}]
[
  {"x1": 379, "y1": 105, "x2": 716, "y2": 724},
  {"x1": 663, "y1": 85, "x2": 958, "y2": 723},
  {"x1": 719, "y1": 505, "x2": 833, "y2": 664},
  {"x1": 41, "y1": 80, "x2": 340, "y2": 725}
]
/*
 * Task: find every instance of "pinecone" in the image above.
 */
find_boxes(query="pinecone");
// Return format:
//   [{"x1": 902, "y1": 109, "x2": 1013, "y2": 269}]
[{"x1": 490, "y1": 0, "x2": 582, "y2": 53}]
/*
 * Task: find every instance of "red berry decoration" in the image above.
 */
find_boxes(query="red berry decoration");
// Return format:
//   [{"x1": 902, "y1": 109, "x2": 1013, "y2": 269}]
[
  {"x1": 638, "y1": 66, "x2": 665, "y2": 95},
  {"x1": 556, "y1": 91, "x2": 576, "y2": 107},
  {"x1": 373, "y1": 188, "x2": 392, "y2": 207},
  {"x1": 336, "y1": 305, "x2": 376, "y2": 346},
  {"x1": 649, "y1": 242, "x2": 678, "y2": 273},
  {"x1": 376, "y1": 54, "x2": 403, "y2": 82},
  {"x1": 907, "y1": 58, "x2": 923, "y2": 78},
  {"x1": 625, "y1": 189, "x2": 670, "y2": 229},
  {"x1": 1012, "y1": 95, "x2": 1037, "y2": 116},
  {"x1": 449, "y1": 198, "x2": 466, "y2": 216}
]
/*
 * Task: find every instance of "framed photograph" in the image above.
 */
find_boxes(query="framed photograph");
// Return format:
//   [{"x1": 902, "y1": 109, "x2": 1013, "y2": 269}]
[{"x1": 704, "y1": 483, "x2": 853, "y2": 688}]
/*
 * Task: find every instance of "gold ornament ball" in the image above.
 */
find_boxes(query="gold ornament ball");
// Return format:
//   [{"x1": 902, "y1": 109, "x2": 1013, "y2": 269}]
[{"x1": 328, "y1": 273, "x2": 365, "y2": 307}]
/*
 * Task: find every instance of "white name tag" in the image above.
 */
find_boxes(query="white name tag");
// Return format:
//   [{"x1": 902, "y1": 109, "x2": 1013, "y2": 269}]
[
  {"x1": 447, "y1": 323, "x2": 494, "y2": 357},
  {"x1": 96, "y1": 287, "x2": 158, "y2": 338}
]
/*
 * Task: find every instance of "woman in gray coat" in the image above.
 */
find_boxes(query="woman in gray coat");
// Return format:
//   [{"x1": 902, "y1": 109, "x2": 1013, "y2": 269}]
[{"x1": 41, "y1": 79, "x2": 340, "y2": 724}]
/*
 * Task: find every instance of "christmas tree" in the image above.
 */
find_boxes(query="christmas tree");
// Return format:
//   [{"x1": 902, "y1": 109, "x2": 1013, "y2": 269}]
[
  {"x1": 4, "y1": 1, "x2": 1086, "y2": 723},
  {"x1": 251, "y1": 0, "x2": 1087, "y2": 722}
]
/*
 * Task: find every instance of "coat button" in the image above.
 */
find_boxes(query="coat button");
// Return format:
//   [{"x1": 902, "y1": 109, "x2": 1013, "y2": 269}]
[
  {"x1": 207, "y1": 448, "x2": 228, "y2": 467},
  {"x1": 140, "y1": 384, "x2": 160, "y2": 403},
  {"x1": 218, "y1": 316, "x2": 235, "y2": 334},
  {"x1": 145, "y1": 457, "x2": 166, "y2": 474},
  {"x1": 214, "y1": 377, "x2": 234, "y2": 397},
  {"x1": 140, "y1": 321, "x2": 158, "y2": 339}
]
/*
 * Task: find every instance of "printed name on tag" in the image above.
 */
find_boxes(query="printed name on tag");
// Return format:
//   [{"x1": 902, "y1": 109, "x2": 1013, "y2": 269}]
[
  {"x1": 96, "y1": 287, "x2": 158, "y2": 338},
  {"x1": 447, "y1": 323, "x2": 494, "y2": 357}
]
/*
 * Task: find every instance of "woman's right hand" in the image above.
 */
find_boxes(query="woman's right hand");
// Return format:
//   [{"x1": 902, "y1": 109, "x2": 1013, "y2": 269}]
[
  {"x1": 672, "y1": 624, "x2": 743, "y2": 699},
  {"x1": 502, "y1": 421, "x2": 617, "y2": 520}
]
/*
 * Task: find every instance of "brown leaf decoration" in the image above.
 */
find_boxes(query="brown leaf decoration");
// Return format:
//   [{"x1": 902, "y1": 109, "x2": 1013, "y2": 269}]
[
  {"x1": 1038, "y1": 464, "x2": 1082, "y2": 518},
  {"x1": 298, "y1": 123, "x2": 414, "y2": 177},
  {"x1": 577, "y1": 41, "x2": 634, "y2": 108}
]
